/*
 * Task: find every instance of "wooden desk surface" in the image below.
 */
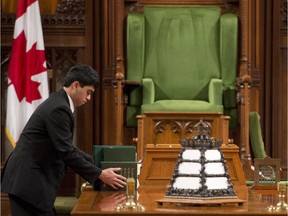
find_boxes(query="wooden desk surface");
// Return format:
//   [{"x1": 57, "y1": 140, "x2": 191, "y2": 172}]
[{"x1": 71, "y1": 185, "x2": 288, "y2": 216}]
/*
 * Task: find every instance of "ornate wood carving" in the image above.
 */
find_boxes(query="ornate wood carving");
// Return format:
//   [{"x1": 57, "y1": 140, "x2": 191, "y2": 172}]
[
  {"x1": 1, "y1": 0, "x2": 86, "y2": 27},
  {"x1": 43, "y1": 0, "x2": 85, "y2": 26},
  {"x1": 1, "y1": 14, "x2": 15, "y2": 26},
  {"x1": 153, "y1": 120, "x2": 215, "y2": 136},
  {"x1": 154, "y1": 121, "x2": 183, "y2": 134},
  {"x1": 280, "y1": 0, "x2": 287, "y2": 30},
  {"x1": 45, "y1": 48, "x2": 78, "y2": 91},
  {"x1": 137, "y1": 112, "x2": 230, "y2": 162},
  {"x1": 56, "y1": 0, "x2": 85, "y2": 14},
  {"x1": 221, "y1": 2, "x2": 239, "y2": 14},
  {"x1": 125, "y1": 1, "x2": 143, "y2": 13}
]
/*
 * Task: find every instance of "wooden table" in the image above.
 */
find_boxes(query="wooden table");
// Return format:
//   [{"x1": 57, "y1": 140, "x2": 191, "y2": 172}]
[{"x1": 71, "y1": 185, "x2": 288, "y2": 215}]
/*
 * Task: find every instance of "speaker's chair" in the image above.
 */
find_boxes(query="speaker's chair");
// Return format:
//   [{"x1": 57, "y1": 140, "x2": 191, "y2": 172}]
[{"x1": 125, "y1": 6, "x2": 238, "y2": 128}]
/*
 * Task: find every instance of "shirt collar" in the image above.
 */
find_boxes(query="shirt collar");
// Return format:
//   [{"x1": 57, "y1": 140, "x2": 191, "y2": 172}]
[{"x1": 66, "y1": 93, "x2": 75, "y2": 113}]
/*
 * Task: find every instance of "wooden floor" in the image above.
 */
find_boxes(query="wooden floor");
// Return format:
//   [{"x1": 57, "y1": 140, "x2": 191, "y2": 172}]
[{"x1": 71, "y1": 185, "x2": 288, "y2": 216}]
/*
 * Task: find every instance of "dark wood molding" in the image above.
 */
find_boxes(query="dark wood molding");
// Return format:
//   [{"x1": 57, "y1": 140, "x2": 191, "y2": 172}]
[{"x1": 280, "y1": 0, "x2": 287, "y2": 30}]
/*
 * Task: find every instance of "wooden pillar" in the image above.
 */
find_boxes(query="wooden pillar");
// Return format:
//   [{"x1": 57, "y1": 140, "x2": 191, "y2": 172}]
[
  {"x1": 114, "y1": 0, "x2": 125, "y2": 145},
  {"x1": 238, "y1": 0, "x2": 253, "y2": 179}
]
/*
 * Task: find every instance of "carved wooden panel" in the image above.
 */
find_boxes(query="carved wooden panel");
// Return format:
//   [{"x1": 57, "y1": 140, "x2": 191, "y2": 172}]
[{"x1": 137, "y1": 112, "x2": 230, "y2": 162}]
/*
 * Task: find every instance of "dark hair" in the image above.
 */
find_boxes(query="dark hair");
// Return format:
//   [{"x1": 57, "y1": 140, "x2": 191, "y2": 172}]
[{"x1": 63, "y1": 64, "x2": 99, "y2": 88}]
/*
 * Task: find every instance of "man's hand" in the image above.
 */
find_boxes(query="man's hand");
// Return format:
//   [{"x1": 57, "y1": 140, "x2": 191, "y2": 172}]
[{"x1": 99, "y1": 168, "x2": 127, "y2": 189}]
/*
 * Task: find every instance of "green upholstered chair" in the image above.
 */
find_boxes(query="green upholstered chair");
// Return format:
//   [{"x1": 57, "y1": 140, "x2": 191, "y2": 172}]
[
  {"x1": 126, "y1": 6, "x2": 238, "y2": 128},
  {"x1": 249, "y1": 112, "x2": 268, "y2": 159},
  {"x1": 248, "y1": 112, "x2": 276, "y2": 186}
]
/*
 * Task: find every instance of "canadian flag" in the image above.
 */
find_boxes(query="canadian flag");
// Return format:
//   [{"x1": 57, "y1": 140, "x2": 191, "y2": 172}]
[{"x1": 5, "y1": 0, "x2": 49, "y2": 147}]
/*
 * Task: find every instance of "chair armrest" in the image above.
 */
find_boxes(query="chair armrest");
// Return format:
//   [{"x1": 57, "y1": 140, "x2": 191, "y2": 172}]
[
  {"x1": 142, "y1": 78, "x2": 155, "y2": 104},
  {"x1": 209, "y1": 78, "x2": 223, "y2": 105},
  {"x1": 125, "y1": 80, "x2": 142, "y2": 86}
]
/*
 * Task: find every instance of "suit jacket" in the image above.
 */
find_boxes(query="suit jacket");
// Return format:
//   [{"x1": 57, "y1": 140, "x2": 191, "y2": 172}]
[{"x1": 1, "y1": 88, "x2": 102, "y2": 211}]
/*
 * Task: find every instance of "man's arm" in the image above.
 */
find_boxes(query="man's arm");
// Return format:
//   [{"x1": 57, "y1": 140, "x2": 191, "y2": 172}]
[{"x1": 46, "y1": 106, "x2": 126, "y2": 189}]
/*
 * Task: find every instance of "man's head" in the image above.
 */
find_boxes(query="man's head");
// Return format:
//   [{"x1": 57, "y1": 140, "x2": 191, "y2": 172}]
[
  {"x1": 63, "y1": 64, "x2": 99, "y2": 107},
  {"x1": 64, "y1": 64, "x2": 99, "y2": 88}
]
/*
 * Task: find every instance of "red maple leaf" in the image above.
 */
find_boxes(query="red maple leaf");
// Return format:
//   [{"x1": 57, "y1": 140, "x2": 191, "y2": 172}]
[{"x1": 8, "y1": 31, "x2": 46, "y2": 103}]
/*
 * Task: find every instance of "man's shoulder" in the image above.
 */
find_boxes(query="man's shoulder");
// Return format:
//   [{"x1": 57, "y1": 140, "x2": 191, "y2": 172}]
[{"x1": 36, "y1": 90, "x2": 70, "y2": 114}]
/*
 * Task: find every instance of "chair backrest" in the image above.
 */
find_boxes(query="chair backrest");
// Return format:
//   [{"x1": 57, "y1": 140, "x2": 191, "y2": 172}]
[
  {"x1": 127, "y1": 6, "x2": 237, "y2": 101},
  {"x1": 145, "y1": 6, "x2": 221, "y2": 101},
  {"x1": 126, "y1": 6, "x2": 238, "y2": 127}
]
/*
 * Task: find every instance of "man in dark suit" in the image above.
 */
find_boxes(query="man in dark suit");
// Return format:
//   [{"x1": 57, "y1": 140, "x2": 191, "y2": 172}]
[{"x1": 1, "y1": 64, "x2": 127, "y2": 216}]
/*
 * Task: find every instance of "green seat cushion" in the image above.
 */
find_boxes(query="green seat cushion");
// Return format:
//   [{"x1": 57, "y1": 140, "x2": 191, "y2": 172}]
[{"x1": 141, "y1": 100, "x2": 223, "y2": 113}]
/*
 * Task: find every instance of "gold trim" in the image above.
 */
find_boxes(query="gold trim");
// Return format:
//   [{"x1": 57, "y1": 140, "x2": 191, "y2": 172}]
[{"x1": 5, "y1": 128, "x2": 16, "y2": 148}]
